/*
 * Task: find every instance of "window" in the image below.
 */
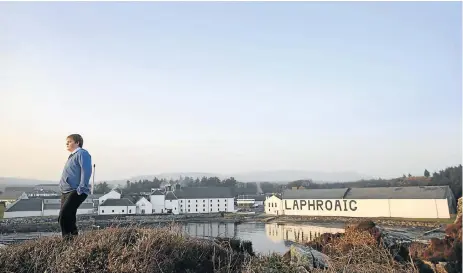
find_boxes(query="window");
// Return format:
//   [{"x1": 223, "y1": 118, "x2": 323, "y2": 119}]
[
  {"x1": 210, "y1": 208, "x2": 212, "y2": 211},
  {"x1": 112, "y1": 210, "x2": 114, "y2": 213},
  {"x1": 129, "y1": 210, "x2": 131, "y2": 213},
  {"x1": 180, "y1": 200, "x2": 183, "y2": 203},
  {"x1": 180, "y1": 205, "x2": 183, "y2": 208},
  {"x1": 188, "y1": 200, "x2": 190, "y2": 203},
  {"x1": 195, "y1": 209, "x2": 197, "y2": 212},
  {"x1": 102, "y1": 210, "x2": 105, "y2": 213},
  {"x1": 188, "y1": 205, "x2": 190, "y2": 208},
  {"x1": 122, "y1": 210, "x2": 125, "y2": 213},
  {"x1": 203, "y1": 200, "x2": 205, "y2": 202},
  {"x1": 188, "y1": 209, "x2": 190, "y2": 212},
  {"x1": 210, "y1": 200, "x2": 212, "y2": 202},
  {"x1": 196, "y1": 200, "x2": 198, "y2": 202},
  {"x1": 203, "y1": 209, "x2": 205, "y2": 212},
  {"x1": 203, "y1": 204, "x2": 205, "y2": 207}
]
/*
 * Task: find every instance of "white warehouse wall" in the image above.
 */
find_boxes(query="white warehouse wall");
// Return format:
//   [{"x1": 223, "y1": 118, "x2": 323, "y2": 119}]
[
  {"x1": 4, "y1": 211, "x2": 42, "y2": 218},
  {"x1": 266, "y1": 197, "x2": 452, "y2": 219}
]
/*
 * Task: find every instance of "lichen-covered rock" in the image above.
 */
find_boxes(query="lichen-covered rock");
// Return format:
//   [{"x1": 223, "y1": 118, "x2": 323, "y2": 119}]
[{"x1": 285, "y1": 244, "x2": 330, "y2": 271}]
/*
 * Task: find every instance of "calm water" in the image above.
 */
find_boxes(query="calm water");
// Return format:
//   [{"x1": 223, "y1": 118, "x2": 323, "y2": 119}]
[{"x1": 0, "y1": 222, "x2": 440, "y2": 254}]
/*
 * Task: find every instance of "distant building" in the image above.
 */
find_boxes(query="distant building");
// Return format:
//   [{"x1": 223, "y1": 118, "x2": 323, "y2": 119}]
[
  {"x1": 33, "y1": 184, "x2": 60, "y2": 193},
  {"x1": 98, "y1": 198, "x2": 136, "y2": 215},
  {"x1": 4, "y1": 195, "x2": 99, "y2": 219},
  {"x1": 0, "y1": 191, "x2": 28, "y2": 207},
  {"x1": 164, "y1": 191, "x2": 179, "y2": 214},
  {"x1": 264, "y1": 186, "x2": 456, "y2": 219},
  {"x1": 98, "y1": 189, "x2": 122, "y2": 205},
  {"x1": 236, "y1": 195, "x2": 266, "y2": 207},
  {"x1": 27, "y1": 189, "x2": 59, "y2": 198},
  {"x1": 175, "y1": 187, "x2": 235, "y2": 214},
  {"x1": 3, "y1": 199, "x2": 43, "y2": 218},
  {"x1": 150, "y1": 189, "x2": 165, "y2": 214},
  {"x1": 94, "y1": 186, "x2": 235, "y2": 216},
  {"x1": 135, "y1": 197, "x2": 152, "y2": 214}
]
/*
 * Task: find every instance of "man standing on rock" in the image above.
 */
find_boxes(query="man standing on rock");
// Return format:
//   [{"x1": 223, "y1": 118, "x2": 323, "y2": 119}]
[{"x1": 59, "y1": 134, "x2": 92, "y2": 239}]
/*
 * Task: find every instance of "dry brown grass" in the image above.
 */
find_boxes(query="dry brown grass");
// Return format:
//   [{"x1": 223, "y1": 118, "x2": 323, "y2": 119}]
[
  {"x1": 0, "y1": 225, "x2": 256, "y2": 273},
  {"x1": 2, "y1": 223, "x2": 456, "y2": 273},
  {"x1": 306, "y1": 226, "x2": 418, "y2": 273}
]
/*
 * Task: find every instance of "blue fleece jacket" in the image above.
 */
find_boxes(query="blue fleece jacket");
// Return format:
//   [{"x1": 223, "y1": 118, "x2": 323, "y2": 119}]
[{"x1": 59, "y1": 148, "x2": 92, "y2": 195}]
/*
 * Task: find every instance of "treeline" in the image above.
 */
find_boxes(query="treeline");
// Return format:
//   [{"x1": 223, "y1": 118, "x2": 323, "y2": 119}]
[
  {"x1": 93, "y1": 176, "x2": 266, "y2": 196},
  {"x1": 287, "y1": 165, "x2": 462, "y2": 200}
]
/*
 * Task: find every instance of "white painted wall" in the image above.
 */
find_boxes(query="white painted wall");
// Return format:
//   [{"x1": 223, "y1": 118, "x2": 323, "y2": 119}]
[
  {"x1": 227, "y1": 197, "x2": 235, "y2": 212},
  {"x1": 266, "y1": 198, "x2": 452, "y2": 219},
  {"x1": 171, "y1": 200, "x2": 179, "y2": 215},
  {"x1": 99, "y1": 205, "x2": 136, "y2": 215},
  {"x1": 43, "y1": 209, "x2": 60, "y2": 216},
  {"x1": 150, "y1": 195, "x2": 165, "y2": 214},
  {"x1": 265, "y1": 196, "x2": 283, "y2": 215},
  {"x1": 136, "y1": 198, "x2": 153, "y2": 214},
  {"x1": 178, "y1": 198, "x2": 234, "y2": 214},
  {"x1": 77, "y1": 208, "x2": 95, "y2": 215},
  {"x1": 282, "y1": 199, "x2": 390, "y2": 218},
  {"x1": 98, "y1": 190, "x2": 121, "y2": 204},
  {"x1": 389, "y1": 199, "x2": 451, "y2": 219},
  {"x1": 4, "y1": 211, "x2": 42, "y2": 218}
]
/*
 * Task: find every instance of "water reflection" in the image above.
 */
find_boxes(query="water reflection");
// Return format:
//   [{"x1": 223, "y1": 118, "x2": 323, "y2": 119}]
[
  {"x1": 182, "y1": 222, "x2": 236, "y2": 238},
  {"x1": 181, "y1": 222, "x2": 345, "y2": 254},
  {"x1": 265, "y1": 223, "x2": 345, "y2": 244},
  {"x1": 0, "y1": 222, "x2": 347, "y2": 254}
]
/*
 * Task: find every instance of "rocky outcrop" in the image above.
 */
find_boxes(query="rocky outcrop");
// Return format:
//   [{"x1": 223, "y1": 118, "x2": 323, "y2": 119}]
[{"x1": 282, "y1": 244, "x2": 330, "y2": 271}]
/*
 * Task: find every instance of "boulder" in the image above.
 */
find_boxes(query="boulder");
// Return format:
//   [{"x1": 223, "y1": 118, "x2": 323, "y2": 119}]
[
  {"x1": 352, "y1": 220, "x2": 376, "y2": 231},
  {"x1": 283, "y1": 244, "x2": 330, "y2": 271}
]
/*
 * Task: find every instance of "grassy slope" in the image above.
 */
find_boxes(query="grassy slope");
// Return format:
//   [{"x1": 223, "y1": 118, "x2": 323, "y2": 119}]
[
  {"x1": 0, "y1": 225, "x2": 424, "y2": 273},
  {"x1": 0, "y1": 203, "x2": 4, "y2": 219}
]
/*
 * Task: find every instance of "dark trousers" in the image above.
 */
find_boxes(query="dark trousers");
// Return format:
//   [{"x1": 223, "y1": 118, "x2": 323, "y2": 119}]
[{"x1": 59, "y1": 190, "x2": 87, "y2": 237}]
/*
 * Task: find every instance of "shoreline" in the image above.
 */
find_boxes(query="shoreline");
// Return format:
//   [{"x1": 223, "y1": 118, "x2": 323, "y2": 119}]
[{"x1": 0, "y1": 212, "x2": 453, "y2": 234}]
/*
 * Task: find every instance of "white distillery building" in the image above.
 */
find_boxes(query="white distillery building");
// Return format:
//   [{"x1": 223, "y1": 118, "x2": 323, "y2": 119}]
[
  {"x1": 95, "y1": 187, "x2": 235, "y2": 215},
  {"x1": 3, "y1": 196, "x2": 96, "y2": 218},
  {"x1": 98, "y1": 198, "x2": 136, "y2": 215},
  {"x1": 148, "y1": 187, "x2": 235, "y2": 214},
  {"x1": 98, "y1": 189, "x2": 122, "y2": 205},
  {"x1": 175, "y1": 187, "x2": 235, "y2": 214},
  {"x1": 265, "y1": 186, "x2": 456, "y2": 219},
  {"x1": 135, "y1": 197, "x2": 153, "y2": 214},
  {"x1": 150, "y1": 189, "x2": 166, "y2": 214},
  {"x1": 236, "y1": 195, "x2": 266, "y2": 207}
]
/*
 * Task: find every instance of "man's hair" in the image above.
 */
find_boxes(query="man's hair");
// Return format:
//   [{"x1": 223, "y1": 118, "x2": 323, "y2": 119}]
[{"x1": 67, "y1": 134, "x2": 84, "y2": 148}]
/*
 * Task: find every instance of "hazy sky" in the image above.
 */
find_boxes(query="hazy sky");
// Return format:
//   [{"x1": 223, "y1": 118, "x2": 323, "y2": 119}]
[{"x1": 0, "y1": 2, "x2": 461, "y2": 181}]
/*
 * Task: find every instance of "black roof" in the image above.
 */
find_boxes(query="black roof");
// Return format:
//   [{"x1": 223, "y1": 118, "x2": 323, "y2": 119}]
[
  {"x1": 345, "y1": 186, "x2": 453, "y2": 199},
  {"x1": 283, "y1": 188, "x2": 349, "y2": 199},
  {"x1": 165, "y1": 192, "x2": 178, "y2": 200},
  {"x1": 100, "y1": 198, "x2": 135, "y2": 206},
  {"x1": 5, "y1": 199, "x2": 42, "y2": 212},
  {"x1": 174, "y1": 187, "x2": 233, "y2": 199},
  {"x1": 151, "y1": 190, "x2": 164, "y2": 196}
]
